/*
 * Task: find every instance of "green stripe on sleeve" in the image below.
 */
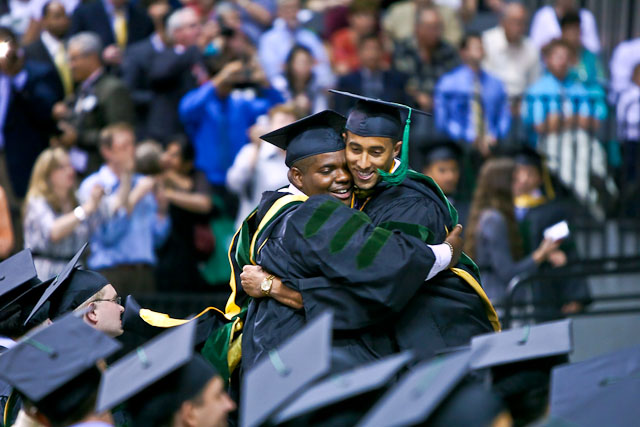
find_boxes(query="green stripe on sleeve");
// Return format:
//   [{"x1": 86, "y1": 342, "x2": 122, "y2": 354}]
[
  {"x1": 377, "y1": 221, "x2": 435, "y2": 244},
  {"x1": 304, "y1": 200, "x2": 341, "y2": 238},
  {"x1": 329, "y1": 211, "x2": 371, "y2": 254},
  {"x1": 356, "y1": 227, "x2": 393, "y2": 269}
]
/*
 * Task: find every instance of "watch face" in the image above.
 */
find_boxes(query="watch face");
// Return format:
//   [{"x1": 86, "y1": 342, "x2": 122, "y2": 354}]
[{"x1": 261, "y1": 278, "x2": 270, "y2": 292}]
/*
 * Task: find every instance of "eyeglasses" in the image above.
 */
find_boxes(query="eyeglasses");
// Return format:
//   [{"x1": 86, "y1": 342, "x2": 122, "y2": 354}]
[{"x1": 92, "y1": 296, "x2": 122, "y2": 306}]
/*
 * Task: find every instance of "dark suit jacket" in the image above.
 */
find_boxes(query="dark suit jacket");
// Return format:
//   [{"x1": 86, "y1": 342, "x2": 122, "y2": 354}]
[
  {"x1": 334, "y1": 68, "x2": 409, "y2": 115},
  {"x1": 3, "y1": 62, "x2": 60, "y2": 197},
  {"x1": 23, "y1": 37, "x2": 66, "y2": 102},
  {"x1": 123, "y1": 38, "x2": 201, "y2": 142},
  {"x1": 69, "y1": 0, "x2": 153, "y2": 48},
  {"x1": 69, "y1": 71, "x2": 135, "y2": 173}
]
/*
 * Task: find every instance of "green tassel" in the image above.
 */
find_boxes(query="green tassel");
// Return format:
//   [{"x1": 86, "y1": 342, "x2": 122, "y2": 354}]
[{"x1": 379, "y1": 107, "x2": 411, "y2": 186}]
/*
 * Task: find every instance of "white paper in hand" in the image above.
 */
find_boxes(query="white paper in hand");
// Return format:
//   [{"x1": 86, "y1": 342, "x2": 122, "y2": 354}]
[{"x1": 543, "y1": 220, "x2": 570, "y2": 242}]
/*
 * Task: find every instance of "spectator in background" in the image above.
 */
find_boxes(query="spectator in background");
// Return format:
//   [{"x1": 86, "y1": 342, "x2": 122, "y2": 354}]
[
  {"x1": 560, "y1": 12, "x2": 606, "y2": 89},
  {"x1": 393, "y1": 6, "x2": 460, "y2": 112},
  {"x1": 258, "y1": 0, "x2": 335, "y2": 90},
  {"x1": 78, "y1": 123, "x2": 170, "y2": 295},
  {"x1": 609, "y1": 37, "x2": 640, "y2": 103},
  {"x1": 137, "y1": 7, "x2": 205, "y2": 143},
  {"x1": 482, "y1": 2, "x2": 541, "y2": 100},
  {"x1": 522, "y1": 39, "x2": 606, "y2": 136},
  {"x1": 226, "y1": 103, "x2": 296, "y2": 228},
  {"x1": 0, "y1": 26, "x2": 59, "y2": 201},
  {"x1": 179, "y1": 52, "x2": 284, "y2": 190},
  {"x1": 69, "y1": 0, "x2": 154, "y2": 67},
  {"x1": 334, "y1": 33, "x2": 408, "y2": 115},
  {"x1": 0, "y1": 186, "x2": 13, "y2": 259},
  {"x1": 272, "y1": 44, "x2": 328, "y2": 116},
  {"x1": 434, "y1": 33, "x2": 510, "y2": 157},
  {"x1": 529, "y1": 0, "x2": 600, "y2": 54},
  {"x1": 464, "y1": 157, "x2": 560, "y2": 306},
  {"x1": 121, "y1": 0, "x2": 171, "y2": 140},
  {"x1": 511, "y1": 147, "x2": 590, "y2": 316},
  {"x1": 383, "y1": 0, "x2": 463, "y2": 47},
  {"x1": 329, "y1": 0, "x2": 380, "y2": 76},
  {"x1": 52, "y1": 32, "x2": 135, "y2": 175},
  {"x1": 155, "y1": 135, "x2": 213, "y2": 291},
  {"x1": 24, "y1": 0, "x2": 71, "y2": 102},
  {"x1": 420, "y1": 140, "x2": 469, "y2": 226},
  {"x1": 22, "y1": 147, "x2": 104, "y2": 280},
  {"x1": 616, "y1": 62, "x2": 640, "y2": 202},
  {"x1": 218, "y1": 0, "x2": 276, "y2": 45}
]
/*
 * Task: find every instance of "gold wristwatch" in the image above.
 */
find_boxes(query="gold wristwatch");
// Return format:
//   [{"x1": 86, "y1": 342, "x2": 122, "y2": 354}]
[{"x1": 260, "y1": 274, "x2": 275, "y2": 296}]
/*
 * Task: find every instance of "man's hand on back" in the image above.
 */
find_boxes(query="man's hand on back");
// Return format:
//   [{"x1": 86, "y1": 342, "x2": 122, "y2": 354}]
[{"x1": 445, "y1": 224, "x2": 464, "y2": 268}]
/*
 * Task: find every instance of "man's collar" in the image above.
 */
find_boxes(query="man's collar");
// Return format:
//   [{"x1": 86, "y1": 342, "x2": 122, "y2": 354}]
[
  {"x1": 281, "y1": 183, "x2": 307, "y2": 197},
  {"x1": 81, "y1": 68, "x2": 104, "y2": 92},
  {"x1": 41, "y1": 30, "x2": 62, "y2": 52}
]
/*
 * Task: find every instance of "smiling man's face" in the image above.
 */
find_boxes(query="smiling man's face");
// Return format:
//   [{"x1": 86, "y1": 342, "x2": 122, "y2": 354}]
[
  {"x1": 345, "y1": 131, "x2": 401, "y2": 191},
  {"x1": 290, "y1": 150, "x2": 353, "y2": 204}
]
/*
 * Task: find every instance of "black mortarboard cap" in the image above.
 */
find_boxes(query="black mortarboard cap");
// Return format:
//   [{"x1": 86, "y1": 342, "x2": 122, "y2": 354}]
[
  {"x1": 0, "y1": 249, "x2": 41, "y2": 320},
  {"x1": 470, "y1": 319, "x2": 573, "y2": 370},
  {"x1": 273, "y1": 351, "x2": 413, "y2": 424},
  {"x1": 25, "y1": 243, "x2": 111, "y2": 324},
  {"x1": 240, "y1": 311, "x2": 334, "y2": 427},
  {"x1": 513, "y1": 145, "x2": 543, "y2": 171},
  {"x1": 96, "y1": 321, "x2": 217, "y2": 414},
  {"x1": 330, "y1": 90, "x2": 429, "y2": 185},
  {"x1": 549, "y1": 344, "x2": 640, "y2": 427},
  {"x1": 260, "y1": 110, "x2": 346, "y2": 167},
  {"x1": 358, "y1": 350, "x2": 472, "y2": 427},
  {"x1": 0, "y1": 311, "x2": 121, "y2": 404},
  {"x1": 422, "y1": 139, "x2": 463, "y2": 167}
]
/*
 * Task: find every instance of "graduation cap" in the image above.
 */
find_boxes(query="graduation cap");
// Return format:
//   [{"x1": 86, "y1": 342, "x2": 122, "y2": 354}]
[
  {"x1": 272, "y1": 351, "x2": 413, "y2": 424},
  {"x1": 549, "y1": 344, "x2": 640, "y2": 426},
  {"x1": 504, "y1": 145, "x2": 556, "y2": 199},
  {"x1": 0, "y1": 250, "x2": 53, "y2": 333},
  {"x1": 240, "y1": 311, "x2": 334, "y2": 427},
  {"x1": 357, "y1": 350, "x2": 473, "y2": 426},
  {"x1": 96, "y1": 320, "x2": 218, "y2": 422},
  {"x1": 0, "y1": 311, "x2": 121, "y2": 418},
  {"x1": 421, "y1": 139, "x2": 463, "y2": 167},
  {"x1": 329, "y1": 90, "x2": 430, "y2": 185},
  {"x1": 260, "y1": 110, "x2": 347, "y2": 167},
  {"x1": 469, "y1": 319, "x2": 573, "y2": 370},
  {"x1": 24, "y1": 243, "x2": 111, "y2": 325}
]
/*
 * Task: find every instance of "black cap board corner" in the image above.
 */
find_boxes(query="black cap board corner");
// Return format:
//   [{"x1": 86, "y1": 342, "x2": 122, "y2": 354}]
[
  {"x1": 260, "y1": 110, "x2": 346, "y2": 167},
  {"x1": 240, "y1": 311, "x2": 334, "y2": 427},
  {"x1": 549, "y1": 343, "x2": 640, "y2": 426},
  {"x1": 470, "y1": 319, "x2": 573, "y2": 370},
  {"x1": 357, "y1": 350, "x2": 472, "y2": 427},
  {"x1": 0, "y1": 311, "x2": 121, "y2": 403},
  {"x1": 422, "y1": 139, "x2": 464, "y2": 167},
  {"x1": 273, "y1": 351, "x2": 414, "y2": 424},
  {"x1": 96, "y1": 320, "x2": 200, "y2": 413}
]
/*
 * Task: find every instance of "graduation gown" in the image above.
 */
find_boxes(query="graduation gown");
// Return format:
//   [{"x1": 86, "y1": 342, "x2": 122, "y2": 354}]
[
  {"x1": 517, "y1": 196, "x2": 592, "y2": 318},
  {"x1": 347, "y1": 170, "x2": 499, "y2": 359},
  {"x1": 236, "y1": 190, "x2": 443, "y2": 372}
]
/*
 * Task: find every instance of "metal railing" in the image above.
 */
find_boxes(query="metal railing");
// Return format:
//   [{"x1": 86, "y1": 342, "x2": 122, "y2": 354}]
[{"x1": 501, "y1": 256, "x2": 640, "y2": 328}]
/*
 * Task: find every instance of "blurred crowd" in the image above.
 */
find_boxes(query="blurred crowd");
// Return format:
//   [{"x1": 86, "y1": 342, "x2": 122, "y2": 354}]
[{"x1": 0, "y1": 0, "x2": 637, "y2": 304}]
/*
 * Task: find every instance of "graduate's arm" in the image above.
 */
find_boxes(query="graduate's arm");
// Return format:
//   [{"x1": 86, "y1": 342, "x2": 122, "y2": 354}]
[{"x1": 240, "y1": 266, "x2": 303, "y2": 309}]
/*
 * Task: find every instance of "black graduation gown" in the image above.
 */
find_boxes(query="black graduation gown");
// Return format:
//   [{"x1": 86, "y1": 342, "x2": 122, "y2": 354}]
[
  {"x1": 240, "y1": 192, "x2": 442, "y2": 372},
  {"x1": 518, "y1": 199, "x2": 592, "y2": 319},
  {"x1": 356, "y1": 173, "x2": 497, "y2": 359}
]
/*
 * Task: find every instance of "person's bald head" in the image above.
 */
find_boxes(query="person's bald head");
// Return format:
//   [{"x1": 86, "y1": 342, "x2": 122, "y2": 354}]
[
  {"x1": 501, "y1": 2, "x2": 528, "y2": 44},
  {"x1": 416, "y1": 6, "x2": 442, "y2": 48},
  {"x1": 42, "y1": 1, "x2": 70, "y2": 39}
]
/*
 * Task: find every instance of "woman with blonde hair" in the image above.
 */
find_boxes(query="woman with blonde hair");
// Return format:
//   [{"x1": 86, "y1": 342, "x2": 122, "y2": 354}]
[
  {"x1": 464, "y1": 158, "x2": 560, "y2": 306},
  {"x1": 23, "y1": 148, "x2": 104, "y2": 279}
]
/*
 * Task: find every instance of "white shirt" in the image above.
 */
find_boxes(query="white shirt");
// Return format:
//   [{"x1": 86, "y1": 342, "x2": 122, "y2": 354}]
[
  {"x1": 40, "y1": 30, "x2": 63, "y2": 60},
  {"x1": 529, "y1": 5, "x2": 601, "y2": 53},
  {"x1": 616, "y1": 84, "x2": 640, "y2": 141},
  {"x1": 482, "y1": 26, "x2": 542, "y2": 97},
  {"x1": 226, "y1": 141, "x2": 290, "y2": 229},
  {"x1": 609, "y1": 38, "x2": 640, "y2": 101}
]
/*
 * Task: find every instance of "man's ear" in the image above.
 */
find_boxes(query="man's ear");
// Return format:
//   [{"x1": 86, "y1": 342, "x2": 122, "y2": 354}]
[
  {"x1": 85, "y1": 303, "x2": 98, "y2": 324},
  {"x1": 393, "y1": 140, "x2": 402, "y2": 158},
  {"x1": 288, "y1": 167, "x2": 304, "y2": 190},
  {"x1": 177, "y1": 400, "x2": 198, "y2": 427}
]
